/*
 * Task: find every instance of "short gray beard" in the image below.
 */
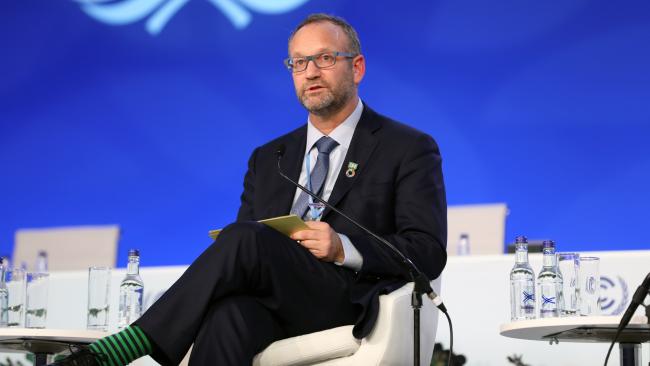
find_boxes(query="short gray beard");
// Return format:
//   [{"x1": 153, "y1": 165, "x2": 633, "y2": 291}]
[{"x1": 298, "y1": 76, "x2": 355, "y2": 118}]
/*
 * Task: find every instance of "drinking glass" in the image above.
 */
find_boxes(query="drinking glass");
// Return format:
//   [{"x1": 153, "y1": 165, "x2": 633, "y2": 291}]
[
  {"x1": 87, "y1": 267, "x2": 111, "y2": 331},
  {"x1": 25, "y1": 272, "x2": 49, "y2": 328},
  {"x1": 6, "y1": 268, "x2": 26, "y2": 327},
  {"x1": 557, "y1": 253, "x2": 580, "y2": 316},
  {"x1": 579, "y1": 256, "x2": 600, "y2": 316}
]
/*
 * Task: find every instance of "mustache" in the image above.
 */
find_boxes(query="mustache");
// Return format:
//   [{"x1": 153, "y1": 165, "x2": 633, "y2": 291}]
[{"x1": 302, "y1": 82, "x2": 329, "y2": 93}]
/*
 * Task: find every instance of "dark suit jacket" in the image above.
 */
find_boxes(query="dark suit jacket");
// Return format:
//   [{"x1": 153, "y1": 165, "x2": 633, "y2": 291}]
[{"x1": 236, "y1": 105, "x2": 447, "y2": 338}]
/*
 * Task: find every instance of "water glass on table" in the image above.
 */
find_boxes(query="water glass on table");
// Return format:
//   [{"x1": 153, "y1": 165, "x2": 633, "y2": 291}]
[
  {"x1": 557, "y1": 252, "x2": 580, "y2": 316},
  {"x1": 26, "y1": 272, "x2": 49, "y2": 328},
  {"x1": 579, "y1": 256, "x2": 600, "y2": 316},
  {"x1": 7, "y1": 268, "x2": 27, "y2": 327},
  {"x1": 87, "y1": 266, "x2": 111, "y2": 331}
]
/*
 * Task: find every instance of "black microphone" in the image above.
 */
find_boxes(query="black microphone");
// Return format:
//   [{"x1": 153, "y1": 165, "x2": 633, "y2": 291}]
[
  {"x1": 274, "y1": 144, "x2": 446, "y2": 313},
  {"x1": 604, "y1": 272, "x2": 650, "y2": 365},
  {"x1": 618, "y1": 272, "x2": 650, "y2": 331},
  {"x1": 275, "y1": 144, "x2": 286, "y2": 159}
]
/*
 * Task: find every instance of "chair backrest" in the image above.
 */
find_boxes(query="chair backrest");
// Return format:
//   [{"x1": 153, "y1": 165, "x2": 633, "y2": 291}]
[
  {"x1": 13, "y1": 225, "x2": 120, "y2": 271},
  {"x1": 338, "y1": 277, "x2": 442, "y2": 365},
  {"x1": 209, "y1": 277, "x2": 443, "y2": 366},
  {"x1": 447, "y1": 203, "x2": 508, "y2": 255}
]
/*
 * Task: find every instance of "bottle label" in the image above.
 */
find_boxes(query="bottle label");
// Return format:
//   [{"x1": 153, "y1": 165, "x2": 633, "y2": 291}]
[
  {"x1": 522, "y1": 290, "x2": 535, "y2": 305},
  {"x1": 540, "y1": 291, "x2": 558, "y2": 317},
  {"x1": 521, "y1": 290, "x2": 535, "y2": 314},
  {"x1": 541, "y1": 295, "x2": 556, "y2": 306}
]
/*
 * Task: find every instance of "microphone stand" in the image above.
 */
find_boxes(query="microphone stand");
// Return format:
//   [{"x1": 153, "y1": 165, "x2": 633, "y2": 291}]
[
  {"x1": 276, "y1": 149, "x2": 446, "y2": 366},
  {"x1": 643, "y1": 294, "x2": 650, "y2": 366},
  {"x1": 604, "y1": 273, "x2": 650, "y2": 366}
]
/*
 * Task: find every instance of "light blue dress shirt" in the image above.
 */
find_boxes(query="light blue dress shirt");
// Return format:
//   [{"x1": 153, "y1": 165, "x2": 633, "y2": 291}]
[{"x1": 291, "y1": 99, "x2": 364, "y2": 271}]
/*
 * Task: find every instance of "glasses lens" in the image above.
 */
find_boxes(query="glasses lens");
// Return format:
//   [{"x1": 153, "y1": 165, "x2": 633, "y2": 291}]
[
  {"x1": 292, "y1": 57, "x2": 308, "y2": 72},
  {"x1": 314, "y1": 53, "x2": 336, "y2": 68},
  {"x1": 287, "y1": 53, "x2": 341, "y2": 72}
]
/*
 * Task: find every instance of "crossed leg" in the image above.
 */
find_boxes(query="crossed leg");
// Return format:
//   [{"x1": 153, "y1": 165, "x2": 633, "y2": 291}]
[{"x1": 134, "y1": 222, "x2": 360, "y2": 365}]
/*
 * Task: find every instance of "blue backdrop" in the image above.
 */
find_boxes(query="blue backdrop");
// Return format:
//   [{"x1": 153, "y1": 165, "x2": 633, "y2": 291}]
[{"x1": 2, "y1": 0, "x2": 649, "y2": 267}]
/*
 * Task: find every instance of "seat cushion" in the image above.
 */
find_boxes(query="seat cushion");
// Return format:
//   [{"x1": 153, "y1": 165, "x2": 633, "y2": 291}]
[{"x1": 253, "y1": 325, "x2": 360, "y2": 366}]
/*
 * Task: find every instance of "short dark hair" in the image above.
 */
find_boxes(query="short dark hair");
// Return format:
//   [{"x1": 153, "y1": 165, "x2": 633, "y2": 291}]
[{"x1": 288, "y1": 13, "x2": 361, "y2": 55}]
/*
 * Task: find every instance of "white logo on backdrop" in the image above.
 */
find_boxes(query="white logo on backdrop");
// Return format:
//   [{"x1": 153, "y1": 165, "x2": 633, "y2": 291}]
[
  {"x1": 75, "y1": 0, "x2": 310, "y2": 35},
  {"x1": 600, "y1": 275, "x2": 629, "y2": 316}
]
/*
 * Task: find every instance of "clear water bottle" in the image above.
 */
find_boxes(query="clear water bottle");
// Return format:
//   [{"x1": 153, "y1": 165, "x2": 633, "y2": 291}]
[
  {"x1": 1, "y1": 257, "x2": 10, "y2": 270},
  {"x1": 118, "y1": 249, "x2": 144, "y2": 329},
  {"x1": 537, "y1": 240, "x2": 563, "y2": 318},
  {"x1": 509, "y1": 236, "x2": 536, "y2": 321},
  {"x1": 34, "y1": 251, "x2": 48, "y2": 273},
  {"x1": 0, "y1": 259, "x2": 8, "y2": 327},
  {"x1": 456, "y1": 233, "x2": 470, "y2": 256}
]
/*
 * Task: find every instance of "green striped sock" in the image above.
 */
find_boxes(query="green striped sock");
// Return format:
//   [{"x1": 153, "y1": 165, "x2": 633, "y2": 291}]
[{"x1": 88, "y1": 325, "x2": 153, "y2": 366}]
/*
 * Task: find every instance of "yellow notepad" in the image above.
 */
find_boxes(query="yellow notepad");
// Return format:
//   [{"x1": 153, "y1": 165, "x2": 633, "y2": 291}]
[{"x1": 209, "y1": 214, "x2": 309, "y2": 240}]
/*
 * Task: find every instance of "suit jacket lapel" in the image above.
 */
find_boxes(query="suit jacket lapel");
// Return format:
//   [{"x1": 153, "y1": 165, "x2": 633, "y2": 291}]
[
  {"x1": 322, "y1": 106, "x2": 381, "y2": 220},
  {"x1": 269, "y1": 126, "x2": 307, "y2": 218}
]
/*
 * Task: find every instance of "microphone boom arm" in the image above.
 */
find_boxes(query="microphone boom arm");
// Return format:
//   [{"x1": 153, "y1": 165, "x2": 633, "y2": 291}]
[
  {"x1": 276, "y1": 155, "x2": 439, "y2": 303},
  {"x1": 275, "y1": 144, "x2": 450, "y2": 366}
]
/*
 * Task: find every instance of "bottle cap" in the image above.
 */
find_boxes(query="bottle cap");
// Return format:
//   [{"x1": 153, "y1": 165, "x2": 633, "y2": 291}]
[
  {"x1": 542, "y1": 240, "x2": 555, "y2": 249},
  {"x1": 514, "y1": 235, "x2": 528, "y2": 244},
  {"x1": 128, "y1": 249, "x2": 140, "y2": 257},
  {"x1": 460, "y1": 233, "x2": 469, "y2": 239}
]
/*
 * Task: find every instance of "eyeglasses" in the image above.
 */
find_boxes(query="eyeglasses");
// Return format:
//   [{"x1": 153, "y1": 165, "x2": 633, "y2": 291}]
[{"x1": 284, "y1": 51, "x2": 357, "y2": 73}]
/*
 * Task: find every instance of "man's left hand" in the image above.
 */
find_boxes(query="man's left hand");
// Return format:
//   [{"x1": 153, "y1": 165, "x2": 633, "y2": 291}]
[{"x1": 290, "y1": 221, "x2": 344, "y2": 263}]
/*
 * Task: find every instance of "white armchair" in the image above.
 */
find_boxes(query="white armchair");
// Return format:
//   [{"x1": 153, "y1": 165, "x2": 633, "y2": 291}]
[{"x1": 252, "y1": 277, "x2": 442, "y2": 366}]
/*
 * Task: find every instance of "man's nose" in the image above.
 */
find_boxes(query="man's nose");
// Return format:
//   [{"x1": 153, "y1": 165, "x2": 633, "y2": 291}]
[{"x1": 304, "y1": 59, "x2": 321, "y2": 78}]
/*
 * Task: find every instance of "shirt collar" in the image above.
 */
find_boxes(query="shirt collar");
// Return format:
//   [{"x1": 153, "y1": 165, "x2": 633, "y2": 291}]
[{"x1": 305, "y1": 98, "x2": 363, "y2": 153}]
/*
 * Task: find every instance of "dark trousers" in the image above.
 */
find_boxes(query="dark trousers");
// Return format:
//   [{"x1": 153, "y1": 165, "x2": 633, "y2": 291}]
[{"x1": 135, "y1": 222, "x2": 360, "y2": 365}]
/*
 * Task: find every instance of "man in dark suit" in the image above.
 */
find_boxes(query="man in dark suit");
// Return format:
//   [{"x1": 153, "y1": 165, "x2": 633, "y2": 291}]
[{"x1": 52, "y1": 13, "x2": 446, "y2": 366}]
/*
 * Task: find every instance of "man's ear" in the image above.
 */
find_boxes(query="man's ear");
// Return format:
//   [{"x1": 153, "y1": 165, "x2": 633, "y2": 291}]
[{"x1": 352, "y1": 54, "x2": 366, "y2": 84}]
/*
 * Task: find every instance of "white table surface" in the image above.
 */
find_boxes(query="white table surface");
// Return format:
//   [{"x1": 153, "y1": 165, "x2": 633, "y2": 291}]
[
  {"x1": 0, "y1": 328, "x2": 106, "y2": 343},
  {"x1": 500, "y1": 315, "x2": 650, "y2": 343},
  {"x1": 0, "y1": 328, "x2": 106, "y2": 355}
]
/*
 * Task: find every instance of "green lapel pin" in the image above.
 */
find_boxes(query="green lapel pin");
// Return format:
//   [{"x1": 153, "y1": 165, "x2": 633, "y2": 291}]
[{"x1": 346, "y1": 161, "x2": 358, "y2": 178}]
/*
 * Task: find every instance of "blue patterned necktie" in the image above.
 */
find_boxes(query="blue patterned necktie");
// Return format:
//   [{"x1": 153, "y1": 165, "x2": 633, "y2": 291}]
[{"x1": 291, "y1": 136, "x2": 339, "y2": 219}]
